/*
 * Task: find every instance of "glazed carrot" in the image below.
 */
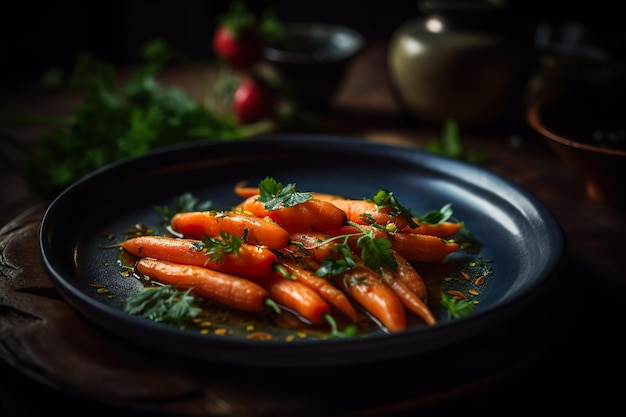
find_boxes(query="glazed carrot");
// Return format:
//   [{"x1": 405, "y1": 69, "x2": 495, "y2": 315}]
[
  {"x1": 381, "y1": 270, "x2": 436, "y2": 326},
  {"x1": 312, "y1": 194, "x2": 409, "y2": 229},
  {"x1": 400, "y1": 220, "x2": 463, "y2": 238},
  {"x1": 334, "y1": 263, "x2": 406, "y2": 333},
  {"x1": 327, "y1": 225, "x2": 459, "y2": 263},
  {"x1": 239, "y1": 195, "x2": 347, "y2": 232},
  {"x1": 256, "y1": 272, "x2": 332, "y2": 325},
  {"x1": 233, "y1": 182, "x2": 261, "y2": 198},
  {"x1": 391, "y1": 250, "x2": 428, "y2": 299},
  {"x1": 120, "y1": 235, "x2": 276, "y2": 279},
  {"x1": 288, "y1": 231, "x2": 340, "y2": 262},
  {"x1": 274, "y1": 254, "x2": 358, "y2": 321},
  {"x1": 135, "y1": 258, "x2": 270, "y2": 313},
  {"x1": 170, "y1": 211, "x2": 290, "y2": 249},
  {"x1": 386, "y1": 231, "x2": 459, "y2": 263}
]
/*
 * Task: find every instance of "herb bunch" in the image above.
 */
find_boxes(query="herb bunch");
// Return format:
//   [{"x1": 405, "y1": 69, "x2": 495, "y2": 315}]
[{"x1": 5, "y1": 40, "x2": 272, "y2": 199}]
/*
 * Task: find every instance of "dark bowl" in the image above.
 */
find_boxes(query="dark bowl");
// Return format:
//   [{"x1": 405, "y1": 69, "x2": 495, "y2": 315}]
[
  {"x1": 527, "y1": 84, "x2": 626, "y2": 207},
  {"x1": 264, "y1": 22, "x2": 364, "y2": 110}
]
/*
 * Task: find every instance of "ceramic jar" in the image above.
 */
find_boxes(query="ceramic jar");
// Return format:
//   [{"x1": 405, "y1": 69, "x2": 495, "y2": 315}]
[{"x1": 388, "y1": 0, "x2": 534, "y2": 127}]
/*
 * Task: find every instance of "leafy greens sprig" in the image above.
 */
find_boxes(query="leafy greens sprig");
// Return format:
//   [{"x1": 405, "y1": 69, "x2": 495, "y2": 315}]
[
  {"x1": 123, "y1": 284, "x2": 201, "y2": 324},
  {"x1": 154, "y1": 192, "x2": 213, "y2": 225},
  {"x1": 440, "y1": 291, "x2": 475, "y2": 319},
  {"x1": 8, "y1": 40, "x2": 272, "y2": 199},
  {"x1": 195, "y1": 230, "x2": 243, "y2": 263},
  {"x1": 258, "y1": 176, "x2": 312, "y2": 209}
]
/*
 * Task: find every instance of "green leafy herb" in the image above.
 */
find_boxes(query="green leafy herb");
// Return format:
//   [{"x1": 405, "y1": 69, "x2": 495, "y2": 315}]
[
  {"x1": 13, "y1": 39, "x2": 272, "y2": 199},
  {"x1": 425, "y1": 118, "x2": 486, "y2": 164},
  {"x1": 154, "y1": 192, "x2": 213, "y2": 224},
  {"x1": 257, "y1": 176, "x2": 311, "y2": 210},
  {"x1": 315, "y1": 239, "x2": 358, "y2": 277},
  {"x1": 196, "y1": 231, "x2": 243, "y2": 263},
  {"x1": 313, "y1": 221, "x2": 397, "y2": 276},
  {"x1": 370, "y1": 189, "x2": 418, "y2": 228},
  {"x1": 416, "y1": 203, "x2": 454, "y2": 225},
  {"x1": 124, "y1": 284, "x2": 201, "y2": 324},
  {"x1": 440, "y1": 291, "x2": 475, "y2": 319}
]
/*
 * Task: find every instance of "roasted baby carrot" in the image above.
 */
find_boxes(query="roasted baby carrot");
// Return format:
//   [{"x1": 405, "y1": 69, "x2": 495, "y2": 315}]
[
  {"x1": 400, "y1": 220, "x2": 463, "y2": 238},
  {"x1": 275, "y1": 254, "x2": 358, "y2": 321},
  {"x1": 120, "y1": 235, "x2": 276, "y2": 279},
  {"x1": 135, "y1": 258, "x2": 271, "y2": 313},
  {"x1": 239, "y1": 195, "x2": 347, "y2": 232},
  {"x1": 312, "y1": 194, "x2": 409, "y2": 229},
  {"x1": 233, "y1": 182, "x2": 261, "y2": 198},
  {"x1": 327, "y1": 225, "x2": 459, "y2": 263},
  {"x1": 385, "y1": 231, "x2": 459, "y2": 263},
  {"x1": 381, "y1": 270, "x2": 436, "y2": 326},
  {"x1": 255, "y1": 272, "x2": 332, "y2": 325},
  {"x1": 334, "y1": 263, "x2": 406, "y2": 333},
  {"x1": 170, "y1": 211, "x2": 290, "y2": 249},
  {"x1": 288, "y1": 231, "x2": 341, "y2": 262},
  {"x1": 391, "y1": 250, "x2": 428, "y2": 299}
]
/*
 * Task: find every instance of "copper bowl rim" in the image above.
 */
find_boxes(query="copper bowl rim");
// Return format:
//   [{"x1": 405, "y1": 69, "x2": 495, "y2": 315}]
[{"x1": 526, "y1": 91, "x2": 626, "y2": 157}]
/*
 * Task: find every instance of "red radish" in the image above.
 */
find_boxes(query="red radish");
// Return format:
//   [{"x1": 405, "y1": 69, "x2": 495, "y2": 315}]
[
  {"x1": 233, "y1": 77, "x2": 275, "y2": 124},
  {"x1": 212, "y1": 25, "x2": 263, "y2": 71}
]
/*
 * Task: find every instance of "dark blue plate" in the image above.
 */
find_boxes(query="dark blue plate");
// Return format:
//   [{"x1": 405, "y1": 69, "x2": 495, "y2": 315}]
[{"x1": 39, "y1": 134, "x2": 566, "y2": 368}]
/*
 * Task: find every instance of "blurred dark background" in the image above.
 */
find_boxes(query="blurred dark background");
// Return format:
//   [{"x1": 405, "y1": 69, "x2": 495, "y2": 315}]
[{"x1": 0, "y1": 0, "x2": 623, "y2": 89}]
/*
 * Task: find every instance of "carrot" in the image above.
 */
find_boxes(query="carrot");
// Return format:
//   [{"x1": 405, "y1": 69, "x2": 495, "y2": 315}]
[
  {"x1": 391, "y1": 250, "x2": 428, "y2": 299},
  {"x1": 381, "y1": 270, "x2": 436, "y2": 326},
  {"x1": 400, "y1": 220, "x2": 463, "y2": 238},
  {"x1": 335, "y1": 263, "x2": 406, "y2": 333},
  {"x1": 238, "y1": 195, "x2": 347, "y2": 232},
  {"x1": 256, "y1": 272, "x2": 332, "y2": 325},
  {"x1": 170, "y1": 211, "x2": 290, "y2": 249},
  {"x1": 120, "y1": 235, "x2": 276, "y2": 279},
  {"x1": 135, "y1": 258, "x2": 270, "y2": 313},
  {"x1": 312, "y1": 194, "x2": 409, "y2": 229},
  {"x1": 274, "y1": 254, "x2": 358, "y2": 321},
  {"x1": 288, "y1": 231, "x2": 340, "y2": 262},
  {"x1": 327, "y1": 225, "x2": 459, "y2": 263},
  {"x1": 233, "y1": 182, "x2": 261, "y2": 198},
  {"x1": 385, "y1": 231, "x2": 459, "y2": 263}
]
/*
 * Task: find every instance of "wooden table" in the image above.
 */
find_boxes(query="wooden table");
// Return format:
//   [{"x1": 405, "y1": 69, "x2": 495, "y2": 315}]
[{"x1": 1, "y1": 42, "x2": 624, "y2": 417}]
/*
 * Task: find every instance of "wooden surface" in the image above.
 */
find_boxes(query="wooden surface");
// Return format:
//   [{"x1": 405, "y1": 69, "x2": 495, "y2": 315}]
[{"x1": 1, "y1": 42, "x2": 625, "y2": 416}]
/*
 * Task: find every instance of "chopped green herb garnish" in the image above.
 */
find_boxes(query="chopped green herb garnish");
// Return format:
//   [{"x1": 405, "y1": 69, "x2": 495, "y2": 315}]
[
  {"x1": 417, "y1": 203, "x2": 454, "y2": 225},
  {"x1": 124, "y1": 284, "x2": 201, "y2": 325},
  {"x1": 258, "y1": 176, "x2": 312, "y2": 209},
  {"x1": 440, "y1": 291, "x2": 475, "y2": 319},
  {"x1": 196, "y1": 231, "x2": 243, "y2": 263},
  {"x1": 370, "y1": 189, "x2": 418, "y2": 228},
  {"x1": 154, "y1": 192, "x2": 212, "y2": 224}
]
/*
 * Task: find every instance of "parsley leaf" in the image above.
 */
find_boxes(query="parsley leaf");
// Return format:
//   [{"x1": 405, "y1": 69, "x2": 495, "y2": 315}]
[
  {"x1": 357, "y1": 234, "x2": 396, "y2": 272},
  {"x1": 258, "y1": 176, "x2": 311, "y2": 210}
]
